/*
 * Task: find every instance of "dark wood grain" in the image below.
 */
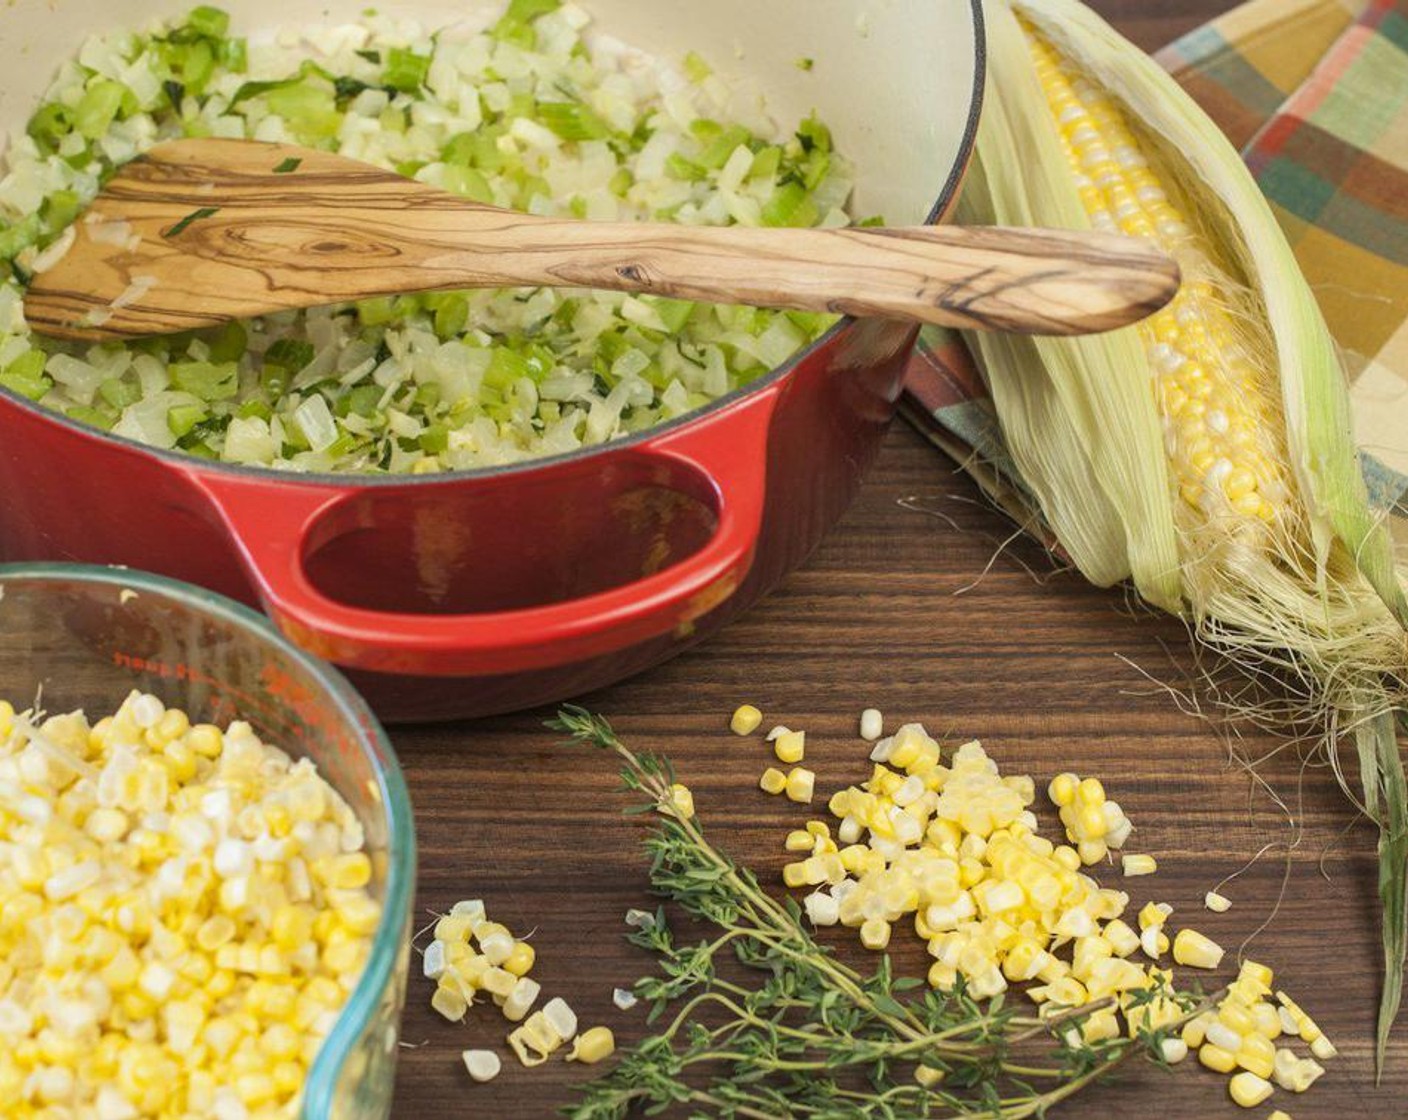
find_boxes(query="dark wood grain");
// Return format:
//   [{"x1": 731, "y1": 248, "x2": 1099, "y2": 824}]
[{"x1": 390, "y1": 4, "x2": 1405, "y2": 1118}]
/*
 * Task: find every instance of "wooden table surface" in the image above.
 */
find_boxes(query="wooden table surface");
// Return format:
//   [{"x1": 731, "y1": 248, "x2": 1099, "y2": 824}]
[{"x1": 390, "y1": 4, "x2": 1407, "y2": 1117}]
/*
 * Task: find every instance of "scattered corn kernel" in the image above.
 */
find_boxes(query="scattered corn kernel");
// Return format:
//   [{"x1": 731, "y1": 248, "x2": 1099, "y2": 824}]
[
  {"x1": 612, "y1": 987, "x2": 638, "y2": 1011},
  {"x1": 760, "y1": 767, "x2": 787, "y2": 795},
  {"x1": 859, "y1": 709, "x2": 884, "y2": 741},
  {"x1": 1228, "y1": 1071, "x2": 1274, "y2": 1109},
  {"x1": 860, "y1": 918, "x2": 892, "y2": 951},
  {"x1": 774, "y1": 730, "x2": 806, "y2": 765},
  {"x1": 1121, "y1": 854, "x2": 1157, "y2": 877},
  {"x1": 669, "y1": 783, "x2": 696, "y2": 820},
  {"x1": 1200, "y1": 1043, "x2": 1238, "y2": 1074},
  {"x1": 566, "y1": 1026, "x2": 616, "y2": 1065},
  {"x1": 462, "y1": 1049, "x2": 501, "y2": 1083},
  {"x1": 1173, "y1": 928, "x2": 1225, "y2": 970},
  {"x1": 1205, "y1": 890, "x2": 1232, "y2": 913},
  {"x1": 786, "y1": 767, "x2": 817, "y2": 804},
  {"x1": 730, "y1": 705, "x2": 763, "y2": 736}
]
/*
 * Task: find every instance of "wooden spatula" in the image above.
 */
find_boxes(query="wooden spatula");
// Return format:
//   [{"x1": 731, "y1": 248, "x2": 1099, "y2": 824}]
[{"x1": 24, "y1": 138, "x2": 1179, "y2": 341}]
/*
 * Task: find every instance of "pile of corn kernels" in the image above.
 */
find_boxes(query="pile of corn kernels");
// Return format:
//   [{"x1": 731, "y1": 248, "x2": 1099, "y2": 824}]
[
  {"x1": 733, "y1": 704, "x2": 1334, "y2": 1117},
  {"x1": 0, "y1": 692, "x2": 380, "y2": 1119},
  {"x1": 421, "y1": 900, "x2": 614, "y2": 1084}
]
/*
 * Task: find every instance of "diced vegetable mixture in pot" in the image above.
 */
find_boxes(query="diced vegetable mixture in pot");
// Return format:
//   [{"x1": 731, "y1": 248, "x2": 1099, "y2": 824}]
[{"x1": 0, "y1": 2, "x2": 857, "y2": 473}]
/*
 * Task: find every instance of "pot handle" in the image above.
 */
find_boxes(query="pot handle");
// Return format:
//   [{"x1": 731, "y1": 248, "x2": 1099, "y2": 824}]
[{"x1": 193, "y1": 390, "x2": 777, "y2": 677}]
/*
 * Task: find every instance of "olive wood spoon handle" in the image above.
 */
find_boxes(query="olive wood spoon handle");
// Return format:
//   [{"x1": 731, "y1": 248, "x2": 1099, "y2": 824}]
[{"x1": 25, "y1": 138, "x2": 1179, "y2": 341}]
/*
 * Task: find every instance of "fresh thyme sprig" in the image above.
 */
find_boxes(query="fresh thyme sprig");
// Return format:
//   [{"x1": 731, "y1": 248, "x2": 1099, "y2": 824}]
[{"x1": 549, "y1": 706, "x2": 1211, "y2": 1119}]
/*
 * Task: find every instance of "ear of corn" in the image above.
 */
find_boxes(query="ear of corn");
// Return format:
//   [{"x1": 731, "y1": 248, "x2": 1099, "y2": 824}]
[{"x1": 957, "y1": 0, "x2": 1408, "y2": 1066}]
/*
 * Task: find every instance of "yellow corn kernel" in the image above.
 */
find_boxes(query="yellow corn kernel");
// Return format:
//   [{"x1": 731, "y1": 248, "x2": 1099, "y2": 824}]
[
  {"x1": 325, "y1": 852, "x2": 373, "y2": 890},
  {"x1": 730, "y1": 705, "x2": 763, "y2": 735},
  {"x1": 774, "y1": 730, "x2": 806, "y2": 764},
  {"x1": 1267, "y1": 1113, "x2": 1292, "y2": 1120},
  {"x1": 1199, "y1": 1043, "x2": 1238, "y2": 1074},
  {"x1": 669, "y1": 783, "x2": 695, "y2": 820},
  {"x1": 567, "y1": 1026, "x2": 616, "y2": 1064},
  {"x1": 1228, "y1": 1071, "x2": 1273, "y2": 1109},
  {"x1": 760, "y1": 767, "x2": 787, "y2": 795},
  {"x1": 860, "y1": 918, "x2": 892, "y2": 951},
  {"x1": 785, "y1": 829, "x2": 814, "y2": 852},
  {"x1": 503, "y1": 941, "x2": 536, "y2": 977},
  {"x1": 1204, "y1": 890, "x2": 1232, "y2": 913},
  {"x1": 1173, "y1": 928, "x2": 1225, "y2": 970},
  {"x1": 786, "y1": 768, "x2": 816, "y2": 804},
  {"x1": 1120, "y1": 854, "x2": 1157, "y2": 877},
  {"x1": 435, "y1": 914, "x2": 474, "y2": 944},
  {"x1": 1237, "y1": 1032, "x2": 1276, "y2": 1080},
  {"x1": 1048, "y1": 773, "x2": 1079, "y2": 808},
  {"x1": 432, "y1": 985, "x2": 469, "y2": 1022},
  {"x1": 783, "y1": 861, "x2": 810, "y2": 889}
]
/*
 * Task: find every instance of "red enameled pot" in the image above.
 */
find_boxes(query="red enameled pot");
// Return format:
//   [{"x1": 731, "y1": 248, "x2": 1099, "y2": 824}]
[{"x1": 0, "y1": 0, "x2": 985, "y2": 721}]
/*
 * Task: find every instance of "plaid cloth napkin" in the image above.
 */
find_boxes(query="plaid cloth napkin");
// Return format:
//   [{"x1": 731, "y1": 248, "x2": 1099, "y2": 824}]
[{"x1": 903, "y1": 0, "x2": 1408, "y2": 558}]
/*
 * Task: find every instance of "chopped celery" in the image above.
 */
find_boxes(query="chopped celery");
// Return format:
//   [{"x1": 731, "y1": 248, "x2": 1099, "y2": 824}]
[
  {"x1": 644, "y1": 297, "x2": 695, "y2": 334},
  {"x1": 536, "y1": 101, "x2": 610, "y2": 141},
  {"x1": 67, "y1": 405, "x2": 115, "y2": 430},
  {"x1": 342, "y1": 384, "x2": 383, "y2": 418},
  {"x1": 236, "y1": 398, "x2": 273, "y2": 421},
  {"x1": 261, "y1": 365, "x2": 290, "y2": 400},
  {"x1": 433, "y1": 294, "x2": 470, "y2": 340},
  {"x1": 264, "y1": 338, "x2": 314, "y2": 372},
  {"x1": 0, "y1": 367, "x2": 51, "y2": 402},
  {"x1": 761, "y1": 182, "x2": 818, "y2": 229},
  {"x1": 698, "y1": 125, "x2": 753, "y2": 170},
  {"x1": 503, "y1": 0, "x2": 560, "y2": 20},
  {"x1": 356, "y1": 297, "x2": 396, "y2": 327},
  {"x1": 204, "y1": 321, "x2": 247, "y2": 363},
  {"x1": 419, "y1": 424, "x2": 449, "y2": 454},
  {"x1": 384, "y1": 47, "x2": 429, "y2": 93},
  {"x1": 170, "y1": 361, "x2": 238, "y2": 401},
  {"x1": 75, "y1": 81, "x2": 127, "y2": 140},
  {"x1": 99, "y1": 377, "x2": 140, "y2": 410},
  {"x1": 41, "y1": 190, "x2": 82, "y2": 233},
  {"x1": 166, "y1": 403, "x2": 208, "y2": 438},
  {"x1": 749, "y1": 146, "x2": 782, "y2": 181},
  {"x1": 484, "y1": 347, "x2": 528, "y2": 389},
  {"x1": 26, "y1": 103, "x2": 71, "y2": 155},
  {"x1": 796, "y1": 114, "x2": 832, "y2": 154},
  {"x1": 266, "y1": 80, "x2": 341, "y2": 143},
  {"x1": 441, "y1": 165, "x2": 494, "y2": 204},
  {"x1": 665, "y1": 153, "x2": 706, "y2": 182},
  {"x1": 186, "y1": 5, "x2": 231, "y2": 39},
  {"x1": 683, "y1": 51, "x2": 712, "y2": 83}
]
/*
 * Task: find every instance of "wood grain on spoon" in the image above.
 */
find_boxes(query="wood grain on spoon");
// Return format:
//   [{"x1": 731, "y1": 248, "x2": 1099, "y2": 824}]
[{"x1": 24, "y1": 138, "x2": 1180, "y2": 341}]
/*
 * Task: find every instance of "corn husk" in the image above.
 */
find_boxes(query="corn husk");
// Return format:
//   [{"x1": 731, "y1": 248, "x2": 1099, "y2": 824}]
[{"x1": 958, "y1": 0, "x2": 1408, "y2": 1065}]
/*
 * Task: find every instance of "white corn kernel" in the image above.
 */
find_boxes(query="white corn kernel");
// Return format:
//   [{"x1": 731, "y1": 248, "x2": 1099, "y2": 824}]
[
  {"x1": 423, "y1": 939, "x2": 447, "y2": 980},
  {"x1": 612, "y1": 987, "x2": 638, "y2": 1011},
  {"x1": 543, "y1": 996, "x2": 578, "y2": 1042},
  {"x1": 1159, "y1": 1038, "x2": 1188, "y2": 1064},
  {"x1": 1204, "y1": 890, "x2": 1232, "y2": 913},
  {"x1": 859, "y1": 709, "x2": 884, "y2": 741},
  {"x1": 502, "y1": 976, "x2": 541, "y2": 1022},
  {"x1": 462, "y1": 1049, "x2": 501, "y2": 1083}
]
